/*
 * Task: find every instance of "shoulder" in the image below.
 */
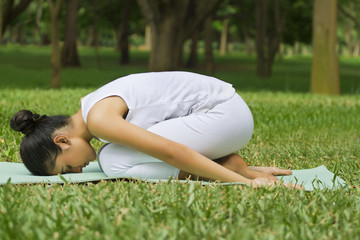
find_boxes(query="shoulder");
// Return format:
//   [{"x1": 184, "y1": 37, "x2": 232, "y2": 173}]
[{"x1": 87, "y1": 96, "x2": 129, "y2": 124}]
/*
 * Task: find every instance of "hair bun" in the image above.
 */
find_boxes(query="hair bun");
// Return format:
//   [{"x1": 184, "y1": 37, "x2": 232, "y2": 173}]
[{"x1": 10, "y1": 110, "x2": 47, "y2": 135}]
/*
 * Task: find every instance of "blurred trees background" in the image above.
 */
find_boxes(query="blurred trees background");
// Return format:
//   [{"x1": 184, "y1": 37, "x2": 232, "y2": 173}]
[{"x1": 0, "y1": 0, "x2": 359, "y2": 94}]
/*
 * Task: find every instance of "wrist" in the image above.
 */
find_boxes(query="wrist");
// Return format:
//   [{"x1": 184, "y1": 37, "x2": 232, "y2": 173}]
[{"x1": 225, "y1": 171, "x2": 251, "y2": 185}]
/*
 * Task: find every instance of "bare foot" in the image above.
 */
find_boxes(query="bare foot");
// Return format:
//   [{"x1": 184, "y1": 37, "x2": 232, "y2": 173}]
[
  {"x1": 246, "y1": 166, "x2": 292, "y2": 182},
  {"x1": 248, "y1": 166, "x2": 292, "y2": 176}
]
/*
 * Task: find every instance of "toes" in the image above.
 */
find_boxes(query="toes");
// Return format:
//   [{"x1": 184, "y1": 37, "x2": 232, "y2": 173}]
[
  {"x1": 249, "y1": 166, "x2": 293, "y2": 176},
  {"x1": 272, "y1": 168, "x2": 292, "y2": 176},
  {"x1": 279, "y1": 169, "x2": 292, "y2": 175}
]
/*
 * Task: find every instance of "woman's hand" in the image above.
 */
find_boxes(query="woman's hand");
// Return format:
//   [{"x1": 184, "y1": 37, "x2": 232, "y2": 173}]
[{"x1": 250, "y1": 177, "x2": 277, "y2": 188}]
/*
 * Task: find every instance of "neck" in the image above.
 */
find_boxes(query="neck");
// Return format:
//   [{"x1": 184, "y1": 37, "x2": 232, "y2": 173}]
[{"x1": 69, "y1": 109, "x2": 94, "y2": 142}]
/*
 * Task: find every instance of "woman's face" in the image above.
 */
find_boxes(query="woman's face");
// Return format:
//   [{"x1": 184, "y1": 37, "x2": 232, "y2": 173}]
[{"x1": 51, "y1": 137, "x2": 96, "y2": 175}]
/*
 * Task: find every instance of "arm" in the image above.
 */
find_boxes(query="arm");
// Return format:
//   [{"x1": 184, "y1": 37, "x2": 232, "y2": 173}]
[{"x1": 86, "y1": 97, "x2": 253, "y2": 184}]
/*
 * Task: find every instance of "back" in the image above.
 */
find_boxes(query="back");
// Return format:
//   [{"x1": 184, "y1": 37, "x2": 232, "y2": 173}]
[{"x1": 81, "y1": 71, "x2": 235, "y2": 131}]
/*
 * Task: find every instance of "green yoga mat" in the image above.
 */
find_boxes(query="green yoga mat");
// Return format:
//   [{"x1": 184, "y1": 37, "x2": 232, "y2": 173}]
[{"x1": 0, "y1": 161, "x2": 348, "y2": 191}]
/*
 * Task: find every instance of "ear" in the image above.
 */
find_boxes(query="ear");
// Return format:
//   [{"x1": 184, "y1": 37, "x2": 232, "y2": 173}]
[{"x1": 53, "y1": 135, "x2": 71, "y2": 150}]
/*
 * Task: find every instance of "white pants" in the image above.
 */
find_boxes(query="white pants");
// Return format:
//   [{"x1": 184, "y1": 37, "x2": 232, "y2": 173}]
[{"x1": 98, "y1": 93, "x2": 254, "y2": 179}]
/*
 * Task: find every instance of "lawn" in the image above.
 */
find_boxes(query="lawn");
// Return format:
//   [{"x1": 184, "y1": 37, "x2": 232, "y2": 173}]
[{"x1": 0, "y1": 45, "x2": 359, "y2": 239}]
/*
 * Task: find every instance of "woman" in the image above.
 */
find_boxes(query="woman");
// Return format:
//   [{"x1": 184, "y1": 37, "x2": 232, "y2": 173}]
[{"x1": 10, "y1": 71, "x2": 298, "y2": 188}]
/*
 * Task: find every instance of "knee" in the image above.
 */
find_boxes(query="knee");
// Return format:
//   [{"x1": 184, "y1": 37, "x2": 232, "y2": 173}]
[{"x1": 97, "y1": 143, "x2": 133, "y2": 177}]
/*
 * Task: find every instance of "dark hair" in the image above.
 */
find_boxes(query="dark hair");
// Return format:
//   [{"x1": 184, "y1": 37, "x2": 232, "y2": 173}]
[{"x1": 10, "y1": 110, "x2": 70, "y2": 175}]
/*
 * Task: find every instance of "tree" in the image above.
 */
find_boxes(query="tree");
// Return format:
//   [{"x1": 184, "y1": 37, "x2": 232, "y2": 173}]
[
  {"x1": 186, "y1": 29, "x2": 199, "y2": 68},
  {"x1": 1, "y1": 0, "x2": 32, "y2": 37},
  {"x1": 311, "y1": 0, "x2": 340, "y2": 95},
  {"x1": 137, "y1": 0, "x2": 221, "y2": 71},
  {"x1": 338, "y1": 3, "x2": 360, "y2": 31},
  {"x1": 34, "y1": 0, "x2": 51, "y2": 45},
  {"x1": 48, "y1": 0, "x2": 63, "y2": 89},
  {"x1": 282, "y1": 1, "x2": 313, "y2": 49},
  {"x1": 216, "y1": 2, "x2": 237, "y2": 56},
  {"x1": 228, "y1": 0, "x2": 256, "y2": 56},
  {"x1": 0, "y1": 0, "x2": 3, "y2": 41},
  {"x1": 61, "y1": 0, "x2": 81, "y2": 67},
  {"x1": 255, "y1": 0, "x2": 286, "y2": 78},
  {"x1": 204, "y1": 15, "x2": 215, "y2": 73},
  {"x1": 91, "y1": 0, "x2": 140, "y2": 65},
  {"x1": 144, "y1": 24, "x2": 151, "y2": 50},
  {"x1": 219, "y1": 18, "x2": 228, "y2": 56},
  {"x1": 118, "y1": 0, "x2": 130, "y2": 64},
  {"x1": 338, "y1": 2, "x2": 360, "y2": 57},
  {"x1": 81, "y1": 0, "x2": 99, "y2": 47}
]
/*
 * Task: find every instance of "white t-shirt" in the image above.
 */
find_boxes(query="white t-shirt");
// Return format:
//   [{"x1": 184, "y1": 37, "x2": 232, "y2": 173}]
[{"x1": 81, "y1": 71, "x2": 235, "y2": 139}]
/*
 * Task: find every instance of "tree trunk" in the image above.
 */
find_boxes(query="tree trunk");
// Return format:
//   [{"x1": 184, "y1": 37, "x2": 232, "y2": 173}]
[
  {"x1": 0, "y1": 0, "x2": 3, "y2": 42},
  {"x1": 86, "y1": 0, "x2": 99, "y2": 48},
  {"x1": 255, "y1": 0, "x2": 285, "y2": 78},
  {"x1": 219, "y1": 18, "x2": 228, "y2": 56},
  {"x1": 114, "y1": 27, "x2": 120, "y2": 51},
  {"x1": 343, "y1": 26, "x2": 354, "y2": 57},
  {"x1": 294, "y1": 41, "x2": 300, "y2": 55},
  {"x1": 35, "y1": 0, "x2": 50, "y2": 47},
  {"x1": 354, "y1": 40, "x2": 360, "y2": 57},
  {"x1": 205, "y1": 15, "x2": 215, "y2": 74},
  {"x1": 186, "y1": 29, "x2": 199, "y2": 68},
  {"x1": 278, "y1": 43, "x2": 284, "y2": 61},
  {"x1": 35, "y1": 0, "x2": 43, "y2": 45},
  {"x1": 86, "y1": 26, "x2": 99, "y2": 47},
  {"x1": 255, "y1": 0, "x2": 268, "y2": 77},
  {"x1": 137, "y1": 0, "x2": 221, "y2": 71},
  {"x1": 119, "y1": 0, "x2": 130, "y2": 65},
  {"x1": 86, "y1": 26, "x2": 94, "y2": 46},
  {"x1": 61, "y1": 0, "x2": 81, "y2": 67},
  {"x1": 242, "y1": 23, "x2": 253, "y2": 56},
  {"x1": 48, "y1": 0, "x2": 63, "y2": 89},
  {"x1": 266, "y1": 0, "x2": 283, "y2": 76},
  {"x1": 148, "y1": 17, "x2": 185, "y2": 71},
  {"x1": 12, "y1": 22, "x2": 24, "y2": 44},
  {"x1": 144, "y1": 24, "x2": 151, "y2": 50},
  {"x1": 311, "y1": 0, "x2": 340, "y2": 95},
  {"x1": 302, "y1": 45, "x2": 309, "y2": 55}
]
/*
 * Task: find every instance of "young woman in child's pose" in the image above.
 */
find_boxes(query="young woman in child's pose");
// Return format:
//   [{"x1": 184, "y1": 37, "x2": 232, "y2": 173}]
[{"x1": 10, "y1": 71, "x2": 300, "y2": 188}]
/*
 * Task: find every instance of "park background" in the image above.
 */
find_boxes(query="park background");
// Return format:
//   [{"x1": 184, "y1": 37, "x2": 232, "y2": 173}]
[{"x1": 0, "y1": 0, "x2": 360, "y2": 239}]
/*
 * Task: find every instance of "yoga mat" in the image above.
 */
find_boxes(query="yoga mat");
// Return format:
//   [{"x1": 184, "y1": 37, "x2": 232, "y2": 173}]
[{"x1": 0, "y1": 162, "x2": 348, "y2": 191}]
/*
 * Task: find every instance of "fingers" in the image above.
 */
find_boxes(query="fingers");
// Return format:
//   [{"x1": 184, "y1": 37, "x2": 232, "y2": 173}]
[{"x1": 250, "y1": 178, "x2": 276, "y2": 188}]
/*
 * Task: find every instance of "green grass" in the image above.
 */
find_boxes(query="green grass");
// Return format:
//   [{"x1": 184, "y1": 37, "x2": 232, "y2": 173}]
[
  {"x1": 1, "y1": 44, "x2": 360, "y2": 94},
  {"x1": 0, "y1": 45, "x2": 360, "y2": 239}
]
